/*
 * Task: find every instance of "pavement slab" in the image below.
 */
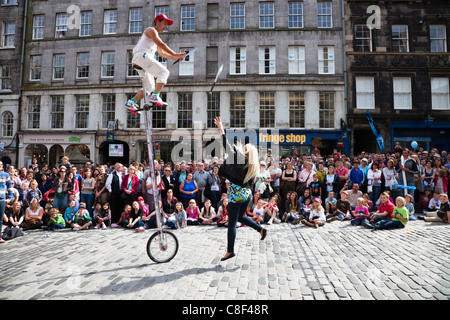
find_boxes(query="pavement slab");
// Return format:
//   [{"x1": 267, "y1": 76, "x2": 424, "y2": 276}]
[{"x1": 0, "y1": 219, "x2": 449, "y2": 300}]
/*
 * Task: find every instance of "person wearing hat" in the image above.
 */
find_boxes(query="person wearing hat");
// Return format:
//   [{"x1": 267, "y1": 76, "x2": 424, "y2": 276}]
[
  {"x1": 125, "y1": 14, "x2": 187, "y2": 111},
  {"x1": 349, "y1": 159, "x2": 364, "y2": 188},
  {"x1": 301, "y1": 198, "x2": 326, "y2": 228}
]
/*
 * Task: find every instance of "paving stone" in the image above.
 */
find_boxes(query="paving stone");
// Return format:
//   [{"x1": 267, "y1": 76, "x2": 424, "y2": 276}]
[{"x1": 0, "y1": 221, "x2": 447, "y2": 301}]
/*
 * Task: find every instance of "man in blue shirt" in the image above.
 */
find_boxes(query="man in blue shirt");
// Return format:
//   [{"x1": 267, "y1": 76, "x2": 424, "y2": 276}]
[{"x1": 349, "y1": 160, "x2": 364, "y2": 187}]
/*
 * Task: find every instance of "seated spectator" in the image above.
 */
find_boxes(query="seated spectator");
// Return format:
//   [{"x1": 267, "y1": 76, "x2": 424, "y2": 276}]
[
  {"x1": 404, "y1": 194, "x2": 416, "y2": 221},
  {"x1": 139, "y1": 201, "x2": 160, "y2": 229},
  {"x1": 250, "y1": 199, "x2": 265, "y2": 224},
  {"x1": 22, "y1": 198, "x2": 44, "y2": 230},
  {"x1": 329, "y1": 190, "x2": 351, "y2": 222},
  {"x1": 351, "y1": 197, "x2": 370, "y2": 226},
  {"x1": 423, "y1": 193, "x2": 450, "y2": 223},
  {"x1": 343, "y1": 182, "x2": 363, "y2": 210},
  {"x1": 362, "y1": 192, "x2": 395, "y2": 228},
  {"x1": 301, "y1": 198, "x2": 326, "y2": 228},
  {"x1": 94, "y1": 202, "x2": 111, "y2": 229},
  {"x1": 324, "y1": 191, "x2": 337, "y2": 216},
  {"x1": 419, "y1": 188, "x2": 433, "y2": 213},
  {"x1": 47, "y1": 207, "x2": 66, "y2": 231},
  {"x1": 428, "y1": 191, "x2": 441, "y2": 211},
  {"x1": 117, "y1": 204, "x2": 132, "y2": 228},
  {"x1": 198, "y1": 199, "x2": 217, "y2": 225},
  {"x1": 172, "y1": 202, "x2": 187, "y2": 230},
  {"x1": 64, "y1": 199, "x2": 78, "y2": 228},
  {"x1": 7, "y1": 201, "x2": 25, "y2": 229},
  {"x1": 263, "y1": 197, "x2": 280, "y2": 224},
  {"x1": 129, "y1": 201, "x2": 144, "y2": 230},
  {"x1": 186, "y1": 199, "x2": 200, "y2": 225},
  {"x1": 282, "y1": 192, "x2": 302, "y2": 223},
  {"x1": 371, "y1": 196, "x2": 409, "y2": 230},
  {"x1": 72, "y1": 202, "x2": 92, "y2": 231}
]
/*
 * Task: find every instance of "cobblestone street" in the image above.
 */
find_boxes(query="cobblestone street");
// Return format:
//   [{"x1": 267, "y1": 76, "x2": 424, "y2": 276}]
[{"x1": 0, "y1": 219, "x2": 449, "y2": 301}]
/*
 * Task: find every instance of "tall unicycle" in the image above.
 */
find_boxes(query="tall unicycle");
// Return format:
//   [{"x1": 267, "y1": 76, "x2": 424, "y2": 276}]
[{"x1": 140, "y1": 85, "x2": 178, "y2": 263}]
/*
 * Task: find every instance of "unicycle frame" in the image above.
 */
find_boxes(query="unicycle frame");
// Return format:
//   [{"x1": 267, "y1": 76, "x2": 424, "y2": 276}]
[{"x1": 141, "y1": 86, "x2": 170, "y2": 253}]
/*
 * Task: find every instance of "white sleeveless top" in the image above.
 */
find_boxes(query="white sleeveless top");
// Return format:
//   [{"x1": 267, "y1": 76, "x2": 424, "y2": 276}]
[{"x1": 133, "y1": 28, "x2": 157, "y2": 55}]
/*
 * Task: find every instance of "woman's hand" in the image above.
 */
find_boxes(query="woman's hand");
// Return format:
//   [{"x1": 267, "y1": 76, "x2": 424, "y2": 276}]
[{"x1": 214, "y1": 116, "x2": 225, "y2": 135}]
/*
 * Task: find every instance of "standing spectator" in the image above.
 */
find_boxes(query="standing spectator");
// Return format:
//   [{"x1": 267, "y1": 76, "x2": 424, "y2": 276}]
[
  {"x1": 335, "y1": 159, "x2": 349, "y2": 195},
  {"x1": 324, "y1": 165, "x2": 339, "y2": 197},
  {"x1": 80, "y1": 168, "x2": 95, "y2": 216},
  {"x1": 367, "y1": 163, "x2": 382, "y2": 205},
  {"x1": 70, "y1": 166, "x2": 82, "y2": 201},
  {"x1": 179, "y1": 172, "x2": 198, "y2": 210},
  {"x1": 349, "y1": 160, "x2": 364, "y2": 187},
  {"x1": 297, "y1": 162, "x2": 314, "y2": 195},
  {"x1": 121, "y1": 165, "x2": 140, "y2": 206},
  {"x1": 433, "y1": 169, "x2": 448, "y2": 195},
  {"x1": 7, "y1": 165, "x2": 21, "y2": 189},
  {"x1": 270, "y1": 161, "x2": 282, "y2": 196},
  {"x1": 382, "y1": 159, "x2": 398, "y2": 192},
  {"x1": 207, "y1": 165, "x2": 222, "y2": 211},
  {"x1": 396, "y1": 148, "x2": 419, "y2": 197},
  {"x1": 105, "y1": 162, "x2": 124, "y2": 223},
  {"x1": 193, "y1": 162, "x2": 210, "y2": 210},
  {"x1": 280, "y1": 161, "x2": 297, "y2": 200},
  {"x1": 94, "y1": 166, "x2": 109, "y2": 205},
  {"x1": 52, "y1": 166, "x2": 73, "y2": 214},
  {"x1": 38, "y1": 173, "x2": 52, "y2": 207},
  {"x1": 26, "y1": 179, "x2": 42, "y2": 208},
  {"x1": 160, "y1": 166, "x2": 175, "y2": 200}
]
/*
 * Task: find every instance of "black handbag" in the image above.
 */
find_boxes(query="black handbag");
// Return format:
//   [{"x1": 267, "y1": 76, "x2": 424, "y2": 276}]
[{"x1": 2, "y1": 226, "x2": 24, "y2": 240}]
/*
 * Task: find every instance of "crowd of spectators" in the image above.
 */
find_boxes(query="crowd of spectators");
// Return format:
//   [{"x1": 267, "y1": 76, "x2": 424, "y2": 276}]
[{"x1": 1, "y1": 144, "x2": 449, "y2": 241}]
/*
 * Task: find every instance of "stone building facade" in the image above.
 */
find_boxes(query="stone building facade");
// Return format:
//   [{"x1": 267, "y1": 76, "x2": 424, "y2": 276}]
[
  {"x1": 18, "y1": 0, "x2": 349, "y2": 167},
  {"x1": 345, "y1": 0, "x2": 450, "y2": 153}
]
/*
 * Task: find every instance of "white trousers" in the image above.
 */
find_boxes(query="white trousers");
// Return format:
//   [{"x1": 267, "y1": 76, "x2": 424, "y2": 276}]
[{"x1": 132, "y1": 50, "x2": 170, "y2": 93}]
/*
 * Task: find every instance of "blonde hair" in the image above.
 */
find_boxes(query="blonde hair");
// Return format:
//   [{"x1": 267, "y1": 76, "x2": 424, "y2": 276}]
[
  {"x1": 235, "y1": 142, "x2": 260, "y2": 184},
  {"x1": 356, "y1": 197, "x2": 364, "y2": 205},
  {"x1": 396, "y1": 196, "x2": 406, "y2": 207}
]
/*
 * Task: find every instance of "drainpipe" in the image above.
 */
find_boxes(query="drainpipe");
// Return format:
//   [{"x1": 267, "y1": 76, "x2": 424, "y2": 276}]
[
  {"x1": 17, "y1": 0, "x2": 29, "y2": 167},
  {"x1": 341, "y1": 0, "x2": 349, "y2": 153}
]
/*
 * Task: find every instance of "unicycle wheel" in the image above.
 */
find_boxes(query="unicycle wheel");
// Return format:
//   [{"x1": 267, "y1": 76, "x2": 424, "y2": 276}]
[{"x1": 146, "y1": 230, "x2": 179, "y2": 263}]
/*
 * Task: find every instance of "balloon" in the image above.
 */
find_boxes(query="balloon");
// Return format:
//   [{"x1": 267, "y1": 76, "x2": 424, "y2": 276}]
[{"x1": 411, "y1": 141, "x2": 418, "y2": 149}]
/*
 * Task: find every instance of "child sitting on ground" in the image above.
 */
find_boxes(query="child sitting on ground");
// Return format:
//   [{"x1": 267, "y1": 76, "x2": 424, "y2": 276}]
[
  {"x1": 404, "y1": 194, "x2": 416, "y2": 221},
  {"x1": 47, "y1": 208, "x2": 65, "y2": 231},
  {"x1": 325, "y1": 191, "x2": 337, "y2": 216},
  {"x1": 301, "y1": 198, "x2": 326, "y2": 228},
  {"x1": 351, "y1": 197, "x2": 370, "y2": 226},
  {"x1": 423, "y1": 193, "x2": 450, "y2": 223},
  {"x1": 72, "y1": 202, "x2": 92, "y2": 231},
  {"x1": 251, "y1": 199, "x2": 265, "y2": 224},
  {"x1": 373, "y1": 196, "x2": 409, "y2": 230}
]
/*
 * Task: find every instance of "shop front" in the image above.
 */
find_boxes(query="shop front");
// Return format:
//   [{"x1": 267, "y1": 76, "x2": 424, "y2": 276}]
[
  {"x1": 391, "y1": 120, "x2": 450, "y2": 152},
  {"x1": 18, "y1": 132, "x2": 96, "y2": 168},
  {"x1": 225, "y1": 129, "x2": 350, "y2": 158}
]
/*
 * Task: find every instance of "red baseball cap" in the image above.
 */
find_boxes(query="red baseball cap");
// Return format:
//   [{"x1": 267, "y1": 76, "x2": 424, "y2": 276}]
[{"x1": 155, "y1": 14, "x2": 173, "y2": 25}]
